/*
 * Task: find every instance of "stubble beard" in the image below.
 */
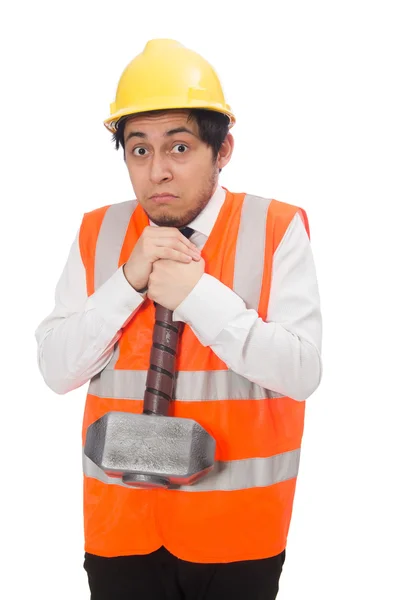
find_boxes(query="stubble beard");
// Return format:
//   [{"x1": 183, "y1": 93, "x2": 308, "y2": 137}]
[{"x1": 144, "y1": 166, "x2": 218, "y2": 229}]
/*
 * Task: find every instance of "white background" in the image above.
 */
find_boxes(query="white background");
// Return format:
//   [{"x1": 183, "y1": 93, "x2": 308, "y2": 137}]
[{"x1": 1, "y1": 1, "x2": 396, "y2": 598}]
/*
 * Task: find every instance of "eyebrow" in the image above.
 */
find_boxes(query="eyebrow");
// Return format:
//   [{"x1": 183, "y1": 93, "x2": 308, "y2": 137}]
[{"x1": 125, "y1": 126, "x2": 197, "y2": 144}]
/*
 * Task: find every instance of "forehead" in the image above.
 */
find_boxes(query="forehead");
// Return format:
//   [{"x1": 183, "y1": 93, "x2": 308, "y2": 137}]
[{"x1": 123, "y1": 110, "x2": 199, "y2": 138}]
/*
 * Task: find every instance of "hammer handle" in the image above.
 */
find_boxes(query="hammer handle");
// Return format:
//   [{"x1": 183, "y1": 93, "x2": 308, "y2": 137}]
[{"x1": 143, "y1": 304, "x2": 182, "y2": 415}]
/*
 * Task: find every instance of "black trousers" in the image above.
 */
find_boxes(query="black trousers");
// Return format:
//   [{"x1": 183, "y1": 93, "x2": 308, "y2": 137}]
[{"x1": 83, "y1": 546, "x2": 285, "y2": 600}]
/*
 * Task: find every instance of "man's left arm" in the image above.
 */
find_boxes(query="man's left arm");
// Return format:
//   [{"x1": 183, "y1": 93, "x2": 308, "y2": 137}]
[{"x1": 173, "y1": 213, "x2": 322, "y2": 401}]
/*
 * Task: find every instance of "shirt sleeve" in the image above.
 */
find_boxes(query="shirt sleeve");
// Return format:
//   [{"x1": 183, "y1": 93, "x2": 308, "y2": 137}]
[
  {"x1": 172, "y1": 213, "x2": 323, "y2": 401},
  {"x1": 35, "y1": 229, "x2": 146, "y2": 395}
]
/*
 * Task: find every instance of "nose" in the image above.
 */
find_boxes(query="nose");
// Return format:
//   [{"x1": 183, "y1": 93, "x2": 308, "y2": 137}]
[{"x1": 149, "y1": 153, "x2": 173, "y2": 184}]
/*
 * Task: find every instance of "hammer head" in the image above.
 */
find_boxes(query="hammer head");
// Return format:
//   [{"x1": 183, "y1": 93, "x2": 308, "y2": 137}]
[{"x1": 84, "y1": 412, "x2": 216, "y2": 489}]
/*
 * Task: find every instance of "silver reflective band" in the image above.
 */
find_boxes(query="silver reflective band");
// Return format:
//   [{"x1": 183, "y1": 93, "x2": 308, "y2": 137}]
[
  {"x1": 234, "y1": 194, "x2": 271, "y2": 311},
  {"x1": 83, "y1": 448, "x2": 300, "y2": 492},
  {"x1": 94, "y1": 200, "x2": 137, "y2": 370},
  {"x1": 88, "y1": 369, "x2": 283, "y2": 401},
  {"x1": 95, "y1": 200, "x2": 137, "y2": 289}
]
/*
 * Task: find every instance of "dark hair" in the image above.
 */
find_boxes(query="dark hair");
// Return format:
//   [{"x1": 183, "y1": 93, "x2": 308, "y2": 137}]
[{"x1": 112, "y1": 109, "x2": 230, "y2": 162}]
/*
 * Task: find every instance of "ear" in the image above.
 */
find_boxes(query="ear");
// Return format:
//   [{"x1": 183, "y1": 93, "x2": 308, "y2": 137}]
[{"x1": 216, "y1": 132, "x2": 234, "y2": 169}]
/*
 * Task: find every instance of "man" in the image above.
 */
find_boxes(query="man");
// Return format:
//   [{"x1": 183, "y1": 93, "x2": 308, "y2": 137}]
[{"x1": 35, "y1": 39, "x2": 322, "y2": 600}]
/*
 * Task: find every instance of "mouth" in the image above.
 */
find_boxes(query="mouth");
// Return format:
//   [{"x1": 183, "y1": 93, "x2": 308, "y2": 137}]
[{"x1": 150, "y1": 194, "x2": 178, "y2": 204}]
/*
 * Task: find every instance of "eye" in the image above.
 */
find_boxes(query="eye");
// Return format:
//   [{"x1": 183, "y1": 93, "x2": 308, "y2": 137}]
[
  {"x1": 132, "y1": 147, "x2": 148, "y2": 156},
  {"x1": 171, "y1": 144, "x2": 188, "y2": 154}
]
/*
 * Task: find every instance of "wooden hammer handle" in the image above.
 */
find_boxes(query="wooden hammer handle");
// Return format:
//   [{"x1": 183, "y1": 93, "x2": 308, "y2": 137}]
[{"x1": 143, "y1": 304, "x2": 183, "y2": 415}]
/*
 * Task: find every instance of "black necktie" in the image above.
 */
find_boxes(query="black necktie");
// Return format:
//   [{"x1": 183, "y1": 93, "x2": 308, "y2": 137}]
[{"x1": 179, "y1": 226, "x2": 195, "y2": 239}]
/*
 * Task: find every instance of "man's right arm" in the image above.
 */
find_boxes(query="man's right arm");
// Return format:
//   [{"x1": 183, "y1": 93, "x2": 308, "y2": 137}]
[{"x1": 35, "y1": 229, "x2": 146, "y2": 395}]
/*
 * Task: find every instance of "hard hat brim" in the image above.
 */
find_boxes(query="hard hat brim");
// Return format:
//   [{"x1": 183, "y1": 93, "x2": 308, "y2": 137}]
[{"x1": 104, "y1": 100, "x2": 236, "y2": 134}]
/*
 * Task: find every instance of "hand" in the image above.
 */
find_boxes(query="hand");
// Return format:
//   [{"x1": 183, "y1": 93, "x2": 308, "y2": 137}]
[
  {"x1": 123, "y1": 226, "x2": 201, "y2": 291},
  {"x1": 147, "y1": 257, "x2": 205, "y2": 311}
]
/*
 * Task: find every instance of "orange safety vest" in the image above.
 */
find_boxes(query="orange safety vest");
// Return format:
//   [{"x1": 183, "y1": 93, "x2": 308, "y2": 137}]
[{"x1": 79, "y1": 188, "x2": 310, "y2": 562}]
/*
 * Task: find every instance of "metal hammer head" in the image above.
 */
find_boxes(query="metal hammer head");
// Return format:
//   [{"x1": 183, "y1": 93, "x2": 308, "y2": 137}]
[{"x1": 84, "y1": 412, "x2": 216, "y2": 489}]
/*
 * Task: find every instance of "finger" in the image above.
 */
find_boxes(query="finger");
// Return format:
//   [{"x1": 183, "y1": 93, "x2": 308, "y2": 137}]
[
  {"x1": 156, "y1": 247, "x2": 193, "y2": 263},
  {"x1": 147, "y1": 227, "x2": 199, "y2": 251},
  {"x1": 153, "y1": 237, "x2": 201, "y2": 258}
]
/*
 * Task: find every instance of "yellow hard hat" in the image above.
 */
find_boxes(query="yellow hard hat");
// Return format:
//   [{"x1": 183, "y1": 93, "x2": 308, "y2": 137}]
[{"x1": 104, "y1": 39, "x2": 236, "y2": 133}]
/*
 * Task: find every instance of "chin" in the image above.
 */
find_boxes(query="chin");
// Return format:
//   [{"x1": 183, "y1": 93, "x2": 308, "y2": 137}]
[
  {"x1": 146, "y1": 208, "x2": 189, "y2": 229},
  {"x1": 153, "y1": 218, "x2": 187, "y2": 228}
]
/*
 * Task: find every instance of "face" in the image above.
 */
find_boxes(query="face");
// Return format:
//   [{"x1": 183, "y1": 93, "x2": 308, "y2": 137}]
[{"x1": 123, "y1": 110, "x2": 233, "y2": 227}]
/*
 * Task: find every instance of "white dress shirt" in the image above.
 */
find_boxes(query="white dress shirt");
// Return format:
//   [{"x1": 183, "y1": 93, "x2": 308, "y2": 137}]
[{"x1": 35, "y1": 186, "x2": 322, "y2": 401}]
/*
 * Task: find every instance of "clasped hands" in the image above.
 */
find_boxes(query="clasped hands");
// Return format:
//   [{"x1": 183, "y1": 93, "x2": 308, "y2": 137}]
[
  {"x1": 123, "y1": 226, "x2": 205, "y2": 311},
  {"x1": 148, "y1": 256, "x2": 204, "y2": 310}
]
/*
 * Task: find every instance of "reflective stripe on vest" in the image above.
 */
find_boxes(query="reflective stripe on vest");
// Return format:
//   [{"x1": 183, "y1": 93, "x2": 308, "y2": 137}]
[
  {"x1": 93, "y1": 200, "x2": 138, "y2": 370},
  {"x1": 233, "y1": 194, "x2": 270, "y2": 311},
  {"x1": 89, "y1": 369, "x2": 283, "y2": 401},
  {"x1": 82, "y1": 448, "x2": 300, "y2": 492},
  {"x1": 95, "y1": 200, "x2": 138, "y2": 289}
]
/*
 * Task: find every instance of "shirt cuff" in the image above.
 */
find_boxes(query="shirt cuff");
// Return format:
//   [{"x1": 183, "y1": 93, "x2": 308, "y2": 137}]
[
  {"x1": 85, "y1": 265, "x2": 146, "y2": 330},
  {"x1": 173, "y1": 273, "x2": 247, "y2": 345}
]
